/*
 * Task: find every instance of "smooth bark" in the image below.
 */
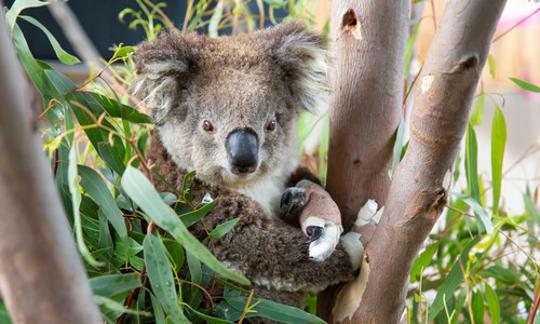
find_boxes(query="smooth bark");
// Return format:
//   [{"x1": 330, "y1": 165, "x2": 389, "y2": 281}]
[
  {"x1": 330, "y1": 0, "x2": 506, "y2": 323},
  {"x1": 326, "y1": 0, "x2": 410, "y2": 226},
  {"x1": 0, "y1": 14, "x2": 101, "y2": 324},
  {"x1": 320, "y1": 0, "x2": 410, "y2": 319}
]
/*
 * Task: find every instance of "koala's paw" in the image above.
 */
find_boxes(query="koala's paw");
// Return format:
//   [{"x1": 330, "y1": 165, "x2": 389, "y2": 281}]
[
  {"x1": 305, "y1": 217, "x2": 343, "y2": 262},
  {"x1": 280, "y1": 187, "x2": 308, "y2": 216}
]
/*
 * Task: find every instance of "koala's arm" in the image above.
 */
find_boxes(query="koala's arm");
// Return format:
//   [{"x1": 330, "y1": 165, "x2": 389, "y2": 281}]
[{"x1": 200, "y1": 194, "x2": 360, "y2": 293}]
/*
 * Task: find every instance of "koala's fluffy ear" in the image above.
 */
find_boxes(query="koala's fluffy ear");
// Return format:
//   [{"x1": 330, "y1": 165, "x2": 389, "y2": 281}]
[
  {"x1": 266, "y1": 22, "x2": 329, "y2": 114},
  {"x1": 131, "y1": 32, "x2": 197, "y2": 124}
]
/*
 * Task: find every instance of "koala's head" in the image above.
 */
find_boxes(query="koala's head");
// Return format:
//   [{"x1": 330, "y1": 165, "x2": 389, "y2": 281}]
[{"x1": 132, "y1": 22, "x2": 328, "y2": 188}]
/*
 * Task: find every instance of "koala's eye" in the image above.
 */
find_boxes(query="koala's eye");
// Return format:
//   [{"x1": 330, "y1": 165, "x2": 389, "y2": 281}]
[
  {"x1": 202, "y1": 120, "x2": 215, "y2": 133},
  {"x1": 265, "y1": 120, "x2": 277, "y2": 132}
]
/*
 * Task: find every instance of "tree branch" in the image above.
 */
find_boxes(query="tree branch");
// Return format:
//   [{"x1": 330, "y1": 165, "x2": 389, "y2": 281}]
[
  {"x1": 320, "y1": 1, "x2": 409, "y2": 319},
  {"x1": 0, "y1": 14, "x2": 101, "y2": 323},
  {"x1": 335, "y1": 0, "x2": 507, "y2": 322},
  {"x1": 326, "y1": 0, "x2": 410, "y2": 227}
]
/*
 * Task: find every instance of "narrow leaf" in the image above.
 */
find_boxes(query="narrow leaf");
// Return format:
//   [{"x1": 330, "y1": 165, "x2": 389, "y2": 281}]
[
  {"x1": 484, "y1": 284, "x2": 500, "y2": 324},
  {"x1": 90, "y1": 273, "x2": 141, "y2": 297},
  {"x1": 491, "y1": 107, "x2": 507, "y2": 213},
  {"x1": 463, "y1": 197, "x2": 493, "y2": 232},
  {"x1": 121, "y1": 166, "x2": 250, "y2": 286},
  {"x1": 225, "y1": 297, "x2": 325, "y2": 324},
  {"x1": 5, "y1": 0, "x2": 48, "y2": 30},
  {"x1": 19, "y1": 16, "x2": 80, "y2": 65},
  {"x1": 79, "y1": 166, "x2": 128, "y2": 244},
  {"x1": 470, "y1": 95, "x2": 485, "y2": 126},
  {"x1": 429, "y1": 237, "x2": 481, "y2": 320},
  {"x1": 209, "y1": 218, "x2": 240, "y2": 238},
  {"x1": 510, "y1": 77, "x2": 540, "y2": 93},
  {"x1": 144, "y1": 234, "x2": 188, "y2": 323},
  {"x1": 465, "y1": 124, "x2": 481, "y2": 202},
  {"x1": 487, "y1": 55, "x2": 496, "y2": 78},
  {"x1": 68, "y1": 145, "x2": 102, "y2": 267}
]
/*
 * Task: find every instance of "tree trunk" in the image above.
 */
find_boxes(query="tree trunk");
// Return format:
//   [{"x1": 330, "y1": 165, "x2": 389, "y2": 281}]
[
  {"x1": 0, "y1": 14, "x2": 102, "y2": 324},
  {"x1": 319, "y1": 0, "x2": 410, "y2": 319},
  {"x1": 326, "y1": 0, "x2": 410, "y2": 227},
  {"x1": 327, "y1": 0, "x2": 507, "y2": 323}
]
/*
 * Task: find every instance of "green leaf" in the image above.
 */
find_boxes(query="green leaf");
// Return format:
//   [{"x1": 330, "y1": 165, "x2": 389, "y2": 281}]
[
  {"x1": 143, "y1": 234, "x2": 188, "y2": 323},
  {"x1": 389, "y1": 116, "x2": 407, "y2": 178},
  {"x1": 150, "y1": 293, "x2": 166, "y2": 324},
  {"x1": 209, "y1": 218, "x2": 240, "y2": 238},
  {"x1": 44, "y1": 70, "x2": 127, "y2": 174},
  {"x1": 84, "y1": 92, "x2": 151, "y2": 124},
  {"x1": 472, "y1": 291, "x2": 485, "y2": 324},
  {"x1": 184, "y1": 303, "x2": 233, "y2": 324},
  {"x1": 19, "y1": 15, "x2": 80, "y2": 65},
  {"x1": 487, "y1": 55, "x2": 496, "y2": 78},
  {"x1": 484, "y1": 284, "x2": 500, "y2": 324},
  {"x1": 429, "y1": 237, "x2": 481, "y2": 320},
  {"x1": 465, "y1": 124, "x2": 481, "y2": 202},
  {"x1": 224, "y1": 297, "x2": 326, "y2": 324},
  {"x1": 0, "y1": 303, "x2": 11, "y2": 324},
  {"x1": 112, "y1": 45, "x2": 136, "y2": 60},
  {"x1": 95, "y1": 295, "x2": 150, "y2": 318},
  {"x1": 463, "y1": 197, "x2": 493, "y2": 232},
  {"x1": 510, "y1": 77, "x2": 540, "y2": 93},
  {"x1": 491, "y1": 107, "x2": 507, "y2": 213},
  {"x1": 78, "y1": 166, "x2": 128, "y2": 246},
  {"x1": 121, "y1": 166, "x2": 250, "y2": 286},
  {"x1": 470, "y1": 95, "x2": 485, "y2": 126},
  {"x1": 181, "y1": 200, "x2": 217, "y2": 227},
  {"x1": 68, "y1": 145, "x2": 102, "y2": 268},
  {"x1": 90, "y1": 273, "x2": 141, "y2": 297},
  {"x1": 163, "y1": 239, "x2": 185, "y2": 269},
  {"x1": 5, "y1": 0, "x2": 48, "y2": 31},
  {"x1": 410, "y1": 242, "x2": 440, "y2": 282}
]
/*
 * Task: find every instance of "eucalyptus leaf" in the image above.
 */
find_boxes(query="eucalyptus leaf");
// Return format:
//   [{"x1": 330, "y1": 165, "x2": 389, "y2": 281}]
[
  {"x1": 19, "y1": 15, "x2": 80, "y2": 65},
  {"x1": 91, "y1": 273, "x2": 141, "y2": 297},
  {"x1": 121, "y1": 166, "x2": 250, "y2": 286},
  {"x1": 491, "y1": 107, "x2": 506, "y2": 213},
  {"x1": 143, "y1": 234, "x2": 188, "y2": 323}
]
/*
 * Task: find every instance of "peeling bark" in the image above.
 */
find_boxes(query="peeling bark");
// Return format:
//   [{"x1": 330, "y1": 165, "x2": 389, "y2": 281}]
[
  {"x1": 329, "y1": 0, "x2": 507, "y2": 323},
  {"x1": 0, "y1": 14, "x2": 101, "y2": 324}
]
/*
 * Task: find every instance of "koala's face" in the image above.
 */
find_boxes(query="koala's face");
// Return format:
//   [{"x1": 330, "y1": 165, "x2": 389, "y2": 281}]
[{"x1": 133, "y1": 23, "x2": 327, "y2": 187}]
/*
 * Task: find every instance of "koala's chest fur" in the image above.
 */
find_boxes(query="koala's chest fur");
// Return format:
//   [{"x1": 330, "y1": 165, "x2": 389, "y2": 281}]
[{"x1": 229, "y1": 168, "x2": 292, "y2": 216}]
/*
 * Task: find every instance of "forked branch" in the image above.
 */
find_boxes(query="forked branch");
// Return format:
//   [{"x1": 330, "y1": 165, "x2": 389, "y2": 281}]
[{"x1": 331, "y1": 0, "x2": 507, "y2": 323}]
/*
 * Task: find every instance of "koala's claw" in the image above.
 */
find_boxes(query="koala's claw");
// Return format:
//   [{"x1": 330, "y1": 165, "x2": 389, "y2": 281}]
[
  {"x1": 306, "y1": 225, "x2": 323, "y2": 242},
  {"x1": 280, "y1": 187, "x2": 308, "y2": 216}
]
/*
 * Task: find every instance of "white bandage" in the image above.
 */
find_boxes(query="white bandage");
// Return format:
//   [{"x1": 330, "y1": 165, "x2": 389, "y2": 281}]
[
  {"x1": 340, "y1": 232, "x2": 363, "y2": 270},
  {"x1": 355, "y1": 199, "x2": 378, "y2": 226},
  {"x1": 307, "y1": 216, "x2": 343, "y2": 262}
]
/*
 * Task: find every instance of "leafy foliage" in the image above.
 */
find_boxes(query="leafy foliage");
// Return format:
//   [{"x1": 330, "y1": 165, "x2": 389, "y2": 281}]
[{"x1": 1, "y1": 1, "x2": 539, "y2": 323}]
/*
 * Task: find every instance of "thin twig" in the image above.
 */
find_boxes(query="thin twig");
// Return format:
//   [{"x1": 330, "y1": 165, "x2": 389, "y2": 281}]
[
  {"x1": 238, "y1": 289, "x2": 255, "y2": 324},
  {"x1": 493, "y1": 6, "x2": 540, "y2": 43}
]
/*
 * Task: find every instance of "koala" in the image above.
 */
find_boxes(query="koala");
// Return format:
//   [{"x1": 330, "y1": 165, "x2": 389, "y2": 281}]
[{"x1": 132, "y1": 22, "x2": 364, "y2": 309}]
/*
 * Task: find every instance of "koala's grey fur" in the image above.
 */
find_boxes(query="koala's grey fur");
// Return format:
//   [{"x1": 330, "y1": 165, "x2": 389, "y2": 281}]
[{"x1": 133, "y1": 22, "x2": 356, "y2": 309}]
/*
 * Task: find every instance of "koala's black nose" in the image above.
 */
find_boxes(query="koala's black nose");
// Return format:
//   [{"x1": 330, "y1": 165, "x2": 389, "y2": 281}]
[{"x1": 226, "y1": 128, "x2": 258, "y2": 175}]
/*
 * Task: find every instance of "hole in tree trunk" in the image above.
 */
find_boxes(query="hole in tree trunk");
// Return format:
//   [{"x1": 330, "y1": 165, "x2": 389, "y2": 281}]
[{"x1": 341, "y1": 9, "x2": 362, "y2": 40}]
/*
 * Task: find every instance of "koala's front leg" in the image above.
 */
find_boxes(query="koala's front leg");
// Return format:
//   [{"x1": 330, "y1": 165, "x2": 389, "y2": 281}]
[
  {"x1": 280, "y1": 180, "x2": 343, "y2": 262},
  {"x1": 204, "y1": 194, "x2": 360, "y2": 293}
]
